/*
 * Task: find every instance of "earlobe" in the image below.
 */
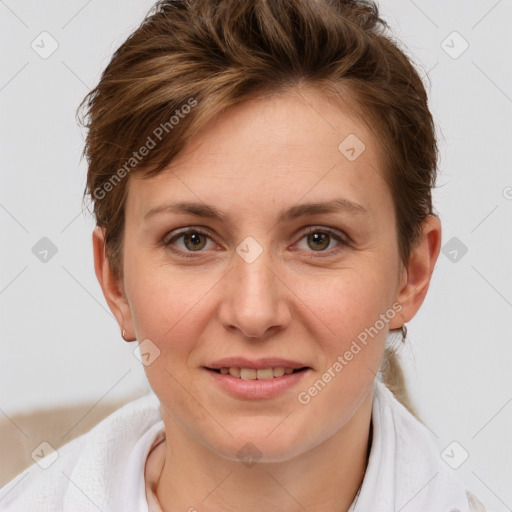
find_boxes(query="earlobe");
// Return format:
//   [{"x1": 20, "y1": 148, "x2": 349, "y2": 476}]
[
  {"x1": 92, "y1": 226, "x2": 134, "y2": 338},
  {"x1": 390, "y1": 215, "x2": 442, "y2": 327}
]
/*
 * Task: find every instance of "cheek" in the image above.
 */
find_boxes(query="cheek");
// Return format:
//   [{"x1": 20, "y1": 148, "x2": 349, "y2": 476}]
[
  {"x1": 126, "y1": 268, "x2": 214, "y2": 416},
  {"x1": 293, "y1": 261, "x2": 395, "y2": 341},
  {"x1": 124, "y1": 257, "x2": 221, "y2": 368},
  {"x1": 129, "y1": 276, "x2": 203, "y2": 340},
  {"x1": 288, "y1": 261, "x2": 395, "y2": 408},
  {"x1": 289, "y1": 272, "x2": 390, "y2": 441}
]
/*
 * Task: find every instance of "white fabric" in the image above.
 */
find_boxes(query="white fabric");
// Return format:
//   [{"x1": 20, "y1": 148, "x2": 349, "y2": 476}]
[
  {"x1": 0, "y1": 392, "x2": 165, "y2": 512},
  {"x1": 353, "y1": 380, "x2": 471, "y2": 511},
  {"x1": 0, "y1": 380, "x2": 474, "y2": 511}
]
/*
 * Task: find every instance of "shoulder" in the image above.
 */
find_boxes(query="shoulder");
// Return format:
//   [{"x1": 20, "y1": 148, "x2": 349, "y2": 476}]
[
  {"x1": 0, "y1": 391, "x2": 163, "y2": 511},
  {"x1": 372, "y1": 381, "x2": 488, "y2": 512},
  {"x1": 0, "y1": 432, "x2": 87, "y2": 511}
]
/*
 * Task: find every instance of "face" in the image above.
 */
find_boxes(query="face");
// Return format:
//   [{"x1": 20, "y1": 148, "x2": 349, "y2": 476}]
[{"x1": 114, "y1": 88, "x2": 409, "y2": 462}]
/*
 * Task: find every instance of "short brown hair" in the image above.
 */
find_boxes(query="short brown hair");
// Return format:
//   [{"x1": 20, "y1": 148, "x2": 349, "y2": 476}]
[{"x1": 79, "y1": 0, "x2": 438, "y2": 415}]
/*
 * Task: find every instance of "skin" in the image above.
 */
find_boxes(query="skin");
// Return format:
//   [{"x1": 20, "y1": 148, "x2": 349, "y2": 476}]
[{"x1": 93, "y1": 87, "x2": 441, "y2": 512}]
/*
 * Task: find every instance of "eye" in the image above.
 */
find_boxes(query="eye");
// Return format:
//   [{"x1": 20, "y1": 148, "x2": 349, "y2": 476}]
[
  {"x1": 164, "y1": 228, "x2": 217, "y2": 257},
  {"x1": 163, "y1": 226, "x2": 349, "y2": 258},
  {"x1": 295, "y1": 227, "x2": 348, "y2": 255}
]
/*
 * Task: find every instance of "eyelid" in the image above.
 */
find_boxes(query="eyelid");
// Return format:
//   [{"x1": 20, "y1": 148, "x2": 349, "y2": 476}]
[{"x1": 165, "y1": 226, "x2": 215, "y2": 242}]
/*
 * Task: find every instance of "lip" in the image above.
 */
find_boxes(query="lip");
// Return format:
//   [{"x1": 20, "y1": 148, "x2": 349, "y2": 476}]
[
  {"x1": 203, "y1": 366, "x2": 311, "y2": 399},
  {"x1": 205, "y1": 357, "x2": 309, "y2": 370}
]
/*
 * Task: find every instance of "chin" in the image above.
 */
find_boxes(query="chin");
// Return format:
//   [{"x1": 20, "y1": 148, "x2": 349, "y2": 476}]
[{"x1": 206, "y1": 428, "x2": 308, "y2": 465}]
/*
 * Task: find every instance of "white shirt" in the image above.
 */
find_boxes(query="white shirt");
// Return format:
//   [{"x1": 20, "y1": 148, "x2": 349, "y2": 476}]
[{"x1": 0, "y1": 379, "x2": 482, "y2": 511}]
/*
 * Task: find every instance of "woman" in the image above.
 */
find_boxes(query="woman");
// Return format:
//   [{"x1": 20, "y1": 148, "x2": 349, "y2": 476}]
[{"x1": 0, "y1": 0, "x2": 487, "y2": 510}]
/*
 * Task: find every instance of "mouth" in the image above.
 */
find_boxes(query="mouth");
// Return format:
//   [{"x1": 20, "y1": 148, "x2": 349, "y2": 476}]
[
  {"x1": 202, "y1": 357, "x2": 312, "y2": 399},
  {"x1": 205, "y1": 366, "x2": 311, "y2": 380},
  {"x1": 203, "y1": 365, "x2": 311, "y2": 399}
]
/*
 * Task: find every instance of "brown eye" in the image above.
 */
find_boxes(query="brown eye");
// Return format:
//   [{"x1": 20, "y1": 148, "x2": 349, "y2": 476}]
[
  {"x1": 183, "y1": 232, "x2": 207, "y2": 251},
  {"x1": 165, "y1": 228, "x2": 216, "y2": 257},
  {"x1": 307, "y1": 232, "x2": 330, "y2": 251},
  {"x1": 296, "y1": 227, "x2": 348, "y2": 256}
]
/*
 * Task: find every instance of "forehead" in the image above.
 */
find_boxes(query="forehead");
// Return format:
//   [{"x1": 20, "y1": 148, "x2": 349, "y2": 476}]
[{"x1": 126, "y1": 88, "x2": 390, "y2": 222}]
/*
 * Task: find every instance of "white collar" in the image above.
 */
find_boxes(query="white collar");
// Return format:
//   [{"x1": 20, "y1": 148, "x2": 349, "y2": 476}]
[{"x1": 351, "y1": 378, "x2": 470, "y2": 511}]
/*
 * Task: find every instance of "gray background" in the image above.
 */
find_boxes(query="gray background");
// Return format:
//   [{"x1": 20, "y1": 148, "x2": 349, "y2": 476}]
[{"x1": 1, "y1": 1, "x2": 511, "y2": 509}]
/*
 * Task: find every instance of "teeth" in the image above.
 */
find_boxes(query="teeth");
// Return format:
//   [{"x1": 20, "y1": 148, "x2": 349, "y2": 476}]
[
  {"x1": 240, "y1": 368, "x2": 257, "y2": 380},
  {"x1": 216, "y1": 367, "x2": 300, "y2": 379},
  {"x1": 228, "y1": 367, "x2": 241, "y2": 378},
  {"x1": 256, "y1": 368, "x2": 274, "y2": 380},
  {"x1": 273, "y1": 367, "x2": 285, "y2": 377}
]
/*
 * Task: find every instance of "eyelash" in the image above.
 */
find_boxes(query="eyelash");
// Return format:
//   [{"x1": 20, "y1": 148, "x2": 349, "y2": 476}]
[{"x1": 163, "y1": 226, "x2": 349, "y2": 259}]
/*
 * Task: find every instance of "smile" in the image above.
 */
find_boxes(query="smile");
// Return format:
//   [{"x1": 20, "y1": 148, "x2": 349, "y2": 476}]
[
  {"x1": 203, "y1": 366, "x2": 311, "y2": 399},
  {"x1": 211, "y1": 367, "x2": 308, "y2": 379}
]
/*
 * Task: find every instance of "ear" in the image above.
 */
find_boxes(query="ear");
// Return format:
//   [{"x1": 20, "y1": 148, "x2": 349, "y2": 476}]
[
  {"x1": 92, "y1": 226, "x2": 135, "y2": 339},
  {"x1": 389, "y1": 214, "x2": 442, "y2": 328}
]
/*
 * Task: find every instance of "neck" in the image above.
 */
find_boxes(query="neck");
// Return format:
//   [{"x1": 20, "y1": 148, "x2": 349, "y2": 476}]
[{"x1": 155, "y1": 389, "x2": 373, "y2": 512}]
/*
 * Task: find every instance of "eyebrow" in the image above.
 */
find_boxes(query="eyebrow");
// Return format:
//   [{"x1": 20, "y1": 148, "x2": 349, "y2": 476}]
[{"x1": 144, "y1": 198, "x2": 368, "y2": 224}]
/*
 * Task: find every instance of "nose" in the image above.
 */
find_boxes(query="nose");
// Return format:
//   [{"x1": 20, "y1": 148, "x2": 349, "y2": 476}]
[{"x1": 217, "y1": 243, "x2": 291, "y2": 339}]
